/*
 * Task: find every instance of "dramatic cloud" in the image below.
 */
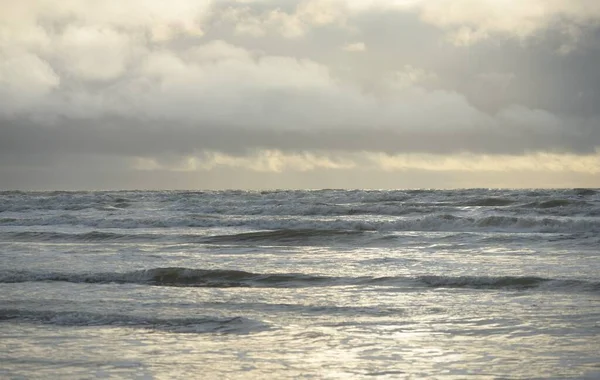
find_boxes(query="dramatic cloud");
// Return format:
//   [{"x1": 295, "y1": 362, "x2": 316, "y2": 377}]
[{"x1": 1, "y1": 0, "x2": 599, "y2": 189}]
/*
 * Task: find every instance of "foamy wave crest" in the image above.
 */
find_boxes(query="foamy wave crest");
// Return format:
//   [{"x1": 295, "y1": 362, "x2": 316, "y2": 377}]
[
  {"x1": 0, "y1": 309, "x2": 266, "y2": 333},
  {"x1": 2, "y1": 269, "x2": 598, "y2": 293}
]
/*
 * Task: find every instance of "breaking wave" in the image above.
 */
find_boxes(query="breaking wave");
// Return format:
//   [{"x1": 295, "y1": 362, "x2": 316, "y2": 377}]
[{"x1": 2, "y1": 268, "x2": 598, "y2": 293}]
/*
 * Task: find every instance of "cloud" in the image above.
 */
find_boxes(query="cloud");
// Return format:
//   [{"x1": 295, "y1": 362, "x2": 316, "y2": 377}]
[
  {"x1": 132, "y1": 149, "x2": 600, "y2": 174},
  {"x1": 389, "y1": 65, "x2": 437, "y2": 88},
  {"x1": 1, "y1": 38, "x2": 488, "y2": 131},
  {"x1": 251, "y1": 0, "x2": 600, "y2": 47},
  {"x1": 370, "y1": 151, "x2": 600, "y2": 174},
  {"x1": 55, "y1": 26, "x2": 136, "y2": 81},
  {"x1": 0, "y1": 34, "x2": 596, "y2": 157},
  {"x1": 342, "y1": 42, "x2": 366, "y2": 52},
  {"x1": 416, "y1": 0, "x2": 600, "y2": 45},
  {"x1": 1, "y1": 0, "x2": 599, "y2": 189},
  {"x1": 132, "y1": 150, "x2": 356, "y2": 172},
  {"x1": 0, "y1": 53, "x2": 59, "y2": 114},
  {"x1": 0, "y1": 0, "x2": 212, "y2": 45},
  {"x1": 2, "y1": 39, "x2": 598, "y2": 159},
  {"x1": 217, "y1": 0, "x2": 347, "y2": 38}
]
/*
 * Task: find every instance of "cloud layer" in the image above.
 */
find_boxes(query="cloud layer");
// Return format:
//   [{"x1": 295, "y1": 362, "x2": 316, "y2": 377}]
[{"x1": 1, "y1": 0, "x2": 599, "y2": 189}]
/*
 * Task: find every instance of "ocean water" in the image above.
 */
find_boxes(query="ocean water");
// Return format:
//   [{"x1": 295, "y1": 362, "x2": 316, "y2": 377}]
[{"x1": 1, "y1": 189, "x2": 599, "y2": 379}]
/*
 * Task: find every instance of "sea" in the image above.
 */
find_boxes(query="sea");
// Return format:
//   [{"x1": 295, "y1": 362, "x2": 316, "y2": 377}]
[{"x1": 1, "y1": 189, "x2": 599, "y2": 379}]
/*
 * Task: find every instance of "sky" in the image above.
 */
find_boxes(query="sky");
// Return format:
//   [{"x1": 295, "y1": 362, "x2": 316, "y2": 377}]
[{"x1": 1, "y1": 0, "x2": 599, "y2": 190}]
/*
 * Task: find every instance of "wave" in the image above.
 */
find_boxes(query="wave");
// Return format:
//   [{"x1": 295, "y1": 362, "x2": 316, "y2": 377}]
[
  {"x1": 2, "y1": 268, "x2": 598, "y2": 293},
  {"x1": 0, "y1": 231, "x2": 169, "y2": 243},
  {"x1": 3, "y1": 212, "x2": 600, "y2": 234},
  {"x1": 519, "y1": 199, "x2": 590, "y2": 209},
  {"x1": 415, "y1": 275, "x2": 564, "y2": 289},
  {"x1": 0, "y1": 228, "x2": 376, "y2": 246},
  {"x1": 0, "y1": 193, "x2": 137, "y2": 213},
  {"x1": 202, "y1": 229, "x2": 366, "y2": 245},
  {"x1": 3, "y1": 189, "x2": 597, "y2": 216},
  {"x1": 573, "y1": 188, "x2": 597, "y2": 196},
  {"x1": 0, "y1": 202, "x2": 451, "y2": 217},
  {"x1": 0, "y1": 229, "x2": 368, "y2": 245},
  {"x1": 377, "y1": 275, "x2": 600, "y2": 293},
  {"x1": 462, "y1": 198, "x2": 516, "y2": 206},
  {"x1": 0, "y1": 268, "x2": 335, "y2": 288},
  {"x1": 0, "y1": 309, "x2": 265, "y2": 333},
  {"x1": 537, "y1": 199, "x2": 577, "y2": 208}
]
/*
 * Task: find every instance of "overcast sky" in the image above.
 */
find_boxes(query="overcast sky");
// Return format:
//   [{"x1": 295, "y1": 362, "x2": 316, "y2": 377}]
[{"x1": 1, "y1": 0, "x2": 599, "y2": 189}]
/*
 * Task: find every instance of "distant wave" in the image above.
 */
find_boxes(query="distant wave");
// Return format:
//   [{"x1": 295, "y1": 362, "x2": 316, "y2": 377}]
[
  {"x1": 2, "y1": 212, "x2": 600, "y2": 235},
  {"x1": 0, "y1": 309, "x2": 265, "y2": 333},
  {"x1": 2, "y1": 189, "x2": 598, "y2": 217},
  {"x1": 2, "y1": 268, "x2": 597, "y2": 293}
]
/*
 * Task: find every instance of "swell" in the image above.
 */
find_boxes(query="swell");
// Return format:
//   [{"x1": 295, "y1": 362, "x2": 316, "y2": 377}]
[
  {"x1": 202, "y1": 229, "x2": 367, "y2": 244},
  {"x1": 0, "y1": 309, "x2": 265, "y2": 334},
  {"x1": 0, "y1": 231, "x2": 168, "y2": 243},
  {"x1": 0, "y1": 229, "x2": 367, "y2": 245},
  {"x1": 1, "y1": 268, "x2": 598, "y2": 293}
]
